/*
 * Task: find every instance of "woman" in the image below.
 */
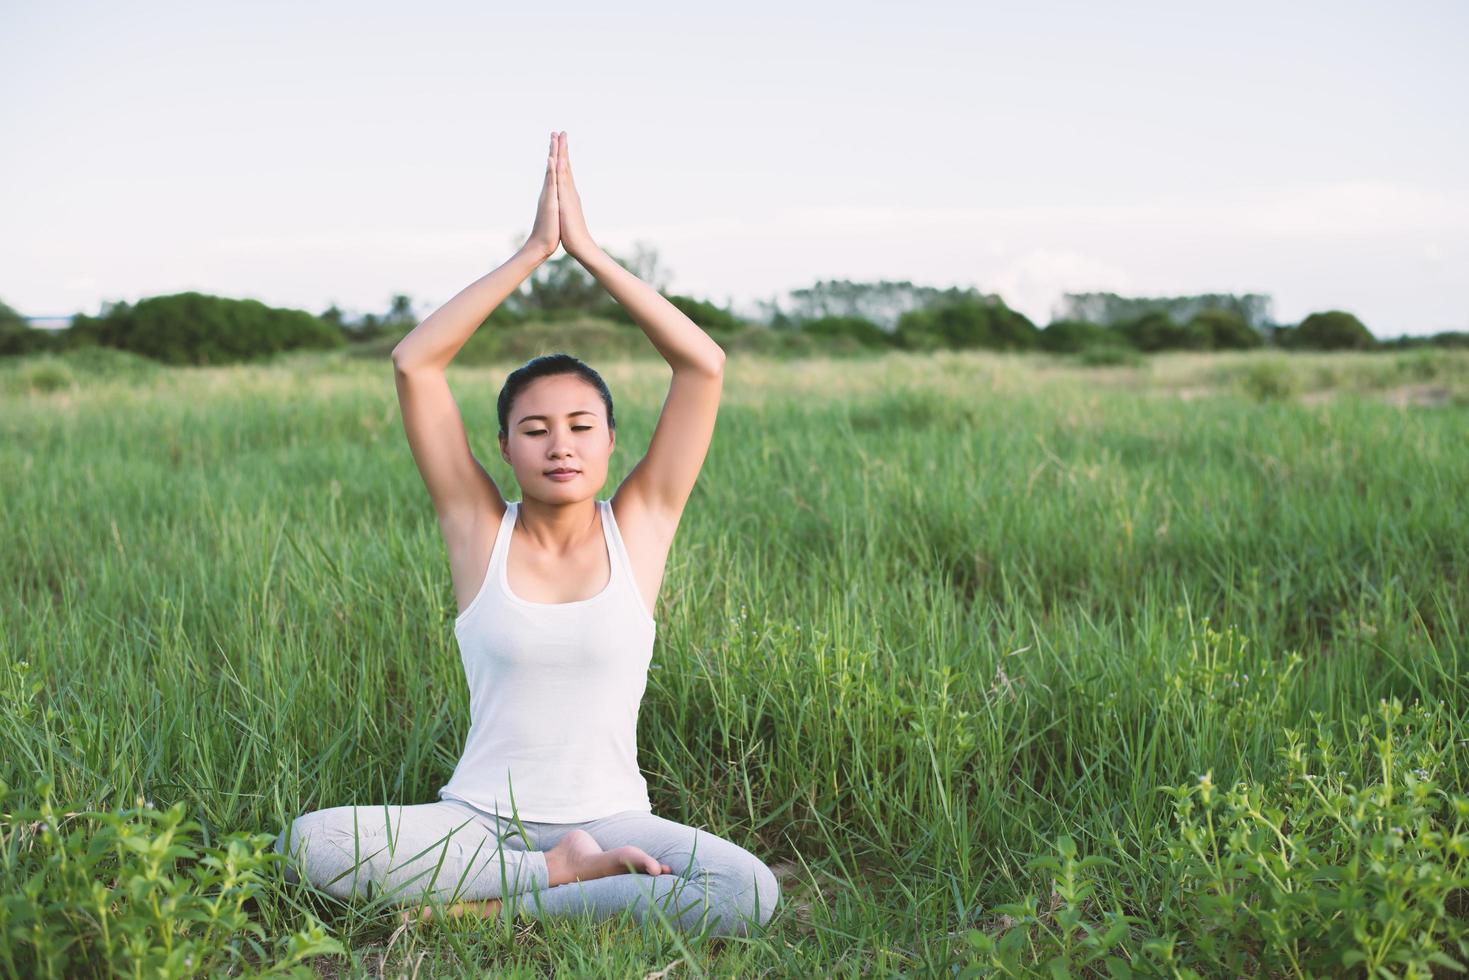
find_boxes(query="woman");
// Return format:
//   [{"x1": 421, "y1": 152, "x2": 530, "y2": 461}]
[{"x1": 272, "y1": 132, "x2": 780, "y2": 938}]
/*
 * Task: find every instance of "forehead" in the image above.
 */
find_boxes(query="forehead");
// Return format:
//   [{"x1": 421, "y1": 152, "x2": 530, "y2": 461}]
[{"x1": 515, "y1": 374, "x2": 601, "y2": 415}]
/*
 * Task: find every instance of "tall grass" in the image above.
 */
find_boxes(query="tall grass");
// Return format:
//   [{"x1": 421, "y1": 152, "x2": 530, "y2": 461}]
[{"x1": 2, "y1": 347, "x2": 1466, "y2": 976}]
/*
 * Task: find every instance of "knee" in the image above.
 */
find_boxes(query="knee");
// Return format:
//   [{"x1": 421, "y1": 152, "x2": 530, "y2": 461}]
[
  {"x1": 271, "y1": 815, "x2": 305, "y2": 884},
  {"x1": 710, "y1": 857, "x2": 780, "y2": 936}
]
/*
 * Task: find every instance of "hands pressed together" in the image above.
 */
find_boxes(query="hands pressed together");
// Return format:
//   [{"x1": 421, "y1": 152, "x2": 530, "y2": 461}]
[{"x1": 527, "y1": 130, "x2": 596, "y2": 262}]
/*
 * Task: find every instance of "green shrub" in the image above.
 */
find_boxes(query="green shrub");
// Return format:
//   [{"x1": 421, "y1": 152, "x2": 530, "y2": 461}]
[
  {"x1": 894, "y1": 297, "x2": 1039, "y2": 351},
  {"x1": 59, "y1": 345, "x2": 162, "y2": 380},
  {"x1": 1077, "y1": 344, "x2": 1144, "y2": 367},
  {"x1": 1393, "y1": 349, "x2": 1445, "y2": 382},
  {"x1": 4, "y1": 356, "x2": 77, "y2": 393},
  {"x1": 1189, "y1": 309, "x2": 1263, "y2": 350},
  {"x1": 1294, "y1": 310, "x2": 1376, "y2": 350},
  {"x1": 69, "y1": 292, "x2": 344, "y2": 365},
  {"x1": 1, "y1": 346, "x2": 168, "y2": 395},
  {"x1": 1113, "y1": 311, "x2": 1207, "y2": 352},
  {"x1": 801, "y1": 315, "x2": 893, "y2": 347},
  {"x1": 0, "y1": 300, "x2": 61, "y2": 357},
  {"x1": 1040, "y1": 319, "x2": 1110, "y2": 353},
  {"x1": 661, "y1": 294, "x2": 744, "y2": 333},
  {"x1": 1234, "y1": 359, "x2": 1304, "y2": 400},
  {"x1": 451, "y1": 317, "x2": 648, "y2": 365},
  {"x1": 0, "y1": 775, "x2": 344, "y2": 978},
  {"x1": 962, "y1": 696, "x2": 1469, "y2": 977}
]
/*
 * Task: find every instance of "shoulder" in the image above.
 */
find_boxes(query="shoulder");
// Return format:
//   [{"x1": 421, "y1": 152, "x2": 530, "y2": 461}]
[{"x1": 609, "y1": 487, "x2": 681, "y2": 553}]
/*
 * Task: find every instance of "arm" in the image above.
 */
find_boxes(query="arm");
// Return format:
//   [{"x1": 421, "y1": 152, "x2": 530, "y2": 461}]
[
  {"x1": 579, "y1": 247, "x2": 727, "y2": 374},
  {"x1": 552, "y1": 131, "x2": 726, "y2": 524},
  {"x1": 390, "y1": 245, "x2": 545, "y2": 373},
  {"x1": 554, "y1": 133, "x2": 725, "y2": 375},
  {"x1": 390, "y1": 134, "x2": 562, "y2": 531}
]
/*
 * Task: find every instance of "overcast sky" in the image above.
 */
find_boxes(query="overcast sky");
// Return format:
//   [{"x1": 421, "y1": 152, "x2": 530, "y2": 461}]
[{"x1": 4, "y1": 0, "x2": 1465, "y2": 335}]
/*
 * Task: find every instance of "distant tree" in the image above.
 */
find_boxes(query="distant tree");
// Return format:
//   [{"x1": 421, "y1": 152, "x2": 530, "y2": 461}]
[
  {"x1": 782, "y1": 279, "x2": 954, "y2": 330},
  {"x1": 801, "y1": 315, "x2": 892, "y2": 347},
  {"x1": 1113, "y1": 311, "x2": 1207, "y2": 352},
  {"x1": 1378, "y1": 330, "x2": 1469, "y2": 350},
  {"x1": 1058, "y1": 291, "x2": 1275, "y2": 330},
  {"x1": 71, "y1": 291, "x2": 342, "y2": 364},
  {"x1": 661, "y1": 294, "x2": 743, "y2": 332},
  {"x1": 320, "y1": 304, "x2": 346, "y2": 331},
  {"x1": 895, "y1": 295, "x2": 1039, "y2": 351},
  {"x1": 989, "y1": 301, "x2": 1041, "y2": 349},
  {"x1": 385, "y1": 294, "x2": 416, "y2": 329},
  {"x1": 518, "y1": 252, "x2": 610, "y2": 318},
  {"x1": 513, "y1": 244, "x2": 667, "y2": 321},
  {"x1": 1189, "y1": 309, "x2": 1263, "y2": 350},
  {"x1": 1293, "y1": 310, "x2": 1376, "y2": 350},
  {"x1": 1039, "y1": 318, "x2": 1111, "y2": 353},
  {"x1": 0, "y1": 299, "x2": 58, "y2": 356}
]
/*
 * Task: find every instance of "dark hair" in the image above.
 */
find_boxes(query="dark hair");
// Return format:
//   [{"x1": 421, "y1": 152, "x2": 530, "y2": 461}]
[{"x1": 497, "y1": 353, "x2": 616, "y2": 440}]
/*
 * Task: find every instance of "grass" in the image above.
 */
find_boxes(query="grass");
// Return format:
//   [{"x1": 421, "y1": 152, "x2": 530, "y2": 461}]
[{"x1": 2, "y1": 345, "x2": 1467, "y2": 976}]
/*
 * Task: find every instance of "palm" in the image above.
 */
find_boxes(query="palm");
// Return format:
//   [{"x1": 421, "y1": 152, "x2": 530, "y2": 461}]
[
  {"x1": 554, "y1": 132, "x2": 595, "y2": 258},
  {"x1": 528, "y1": 132, "x2": 560, "y2": 258}
]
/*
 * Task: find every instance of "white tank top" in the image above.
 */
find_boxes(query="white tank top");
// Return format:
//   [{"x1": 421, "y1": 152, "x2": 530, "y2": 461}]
[{"x1": 438, "y1": 498, "x2": 657, "y2": 822}]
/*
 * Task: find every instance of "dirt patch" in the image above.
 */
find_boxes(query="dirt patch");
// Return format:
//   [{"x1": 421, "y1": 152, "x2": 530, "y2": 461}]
[
  {"x1": 1170, "y1": 385, "x2": 1215, "y2": 401},
  {"x1": 1381, "y1": 384, "x2": 1453, "y2": 408},
  {"x1": 1278, "y1": 386, "x2": 1454, "y2": 408}
]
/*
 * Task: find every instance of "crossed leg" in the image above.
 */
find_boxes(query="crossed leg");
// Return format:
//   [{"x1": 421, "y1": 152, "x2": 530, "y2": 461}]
[
  {"x1": 272, "y1": 800, "x2": 548, "y2": 907},
  {"x1": 511, "y1": 808, "x2": 781, "y2": 938},
  {"x1": 274, "y1": 802, "x2": 780, "y2": 936}
]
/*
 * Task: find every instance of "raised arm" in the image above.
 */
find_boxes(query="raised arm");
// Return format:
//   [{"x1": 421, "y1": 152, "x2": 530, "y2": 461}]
[
  {"x1": 390, "y1": 133, "x2": 563, "y2": 532},
  {"x1": 552, "y1": 131, "x2": 726, "y2": 525}
]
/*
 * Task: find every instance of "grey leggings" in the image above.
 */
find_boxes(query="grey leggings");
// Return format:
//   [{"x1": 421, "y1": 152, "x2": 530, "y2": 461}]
[{"x1": 272, "y1": 798, "x2": 779, "y2": 937}]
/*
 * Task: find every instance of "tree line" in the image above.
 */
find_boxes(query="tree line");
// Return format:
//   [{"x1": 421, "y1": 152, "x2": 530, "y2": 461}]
[{"x1": 3, "y1": 249, "x2": 1465, "y2": 364}]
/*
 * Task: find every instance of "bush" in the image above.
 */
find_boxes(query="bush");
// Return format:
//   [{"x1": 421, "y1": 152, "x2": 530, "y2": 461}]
[
  {"x1": 0, "y1": 347, "x2": 164, "y2": 394},
  {"x1": 1293, "y1": 310, "x2": 1376, "y2": 350},
  {"x1": 1234, "y1": 358, "x2": 1304, "y2": 400},
  {"x1": 1113, "y1": 311, "x2": 1207, "y2": 352},
  {"x1": 68, "y1": 292, "x2": 345, "y2": 365},
  {"x1": 1040, "y1": 319, "x2": 1110, "y2": 354},
  {"x1": 1189, "y1": 309, "x2": 1263, "y2": 350},
  {"x1": 451, "y1": 317, "x2": 649, "y2": 365},
  {"x1": 5, "y1": 356, "x2": 77, "y2": 393},
  {"x1": 800, "y1": 315, "x2": 893, "y2": 347},
  {"x1": 661, "y1": 294, "x2": 745, "y2": 333},
  {"x1": 54, "y1": 345, "x2": 163, "y2": 380},
  {"x1": 894, "y1": 297, "x2": 1039, "y2": 351},
  {"x1": 0, "y1": 300, "x2": 62, "y2": 357},
  {"x1": 1076, "y1": 344, "x2": 1144, "y2": 367},
  {"x1": 962, "y1": 694, "x2": 1469, "y2": 977},
  {"x1": 0, "y1": 773, "x2": 344, "y2": 978}
]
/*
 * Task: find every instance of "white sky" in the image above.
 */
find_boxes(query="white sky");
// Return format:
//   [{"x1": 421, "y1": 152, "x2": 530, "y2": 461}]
[{"x1": 3, "y1": 0, "x2": 1466, "y2": 335}]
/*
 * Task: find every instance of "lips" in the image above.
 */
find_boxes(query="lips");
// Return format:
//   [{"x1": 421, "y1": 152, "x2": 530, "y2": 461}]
[{"x1": 545, "y1": 469, "x2": 579, "y2": 476}]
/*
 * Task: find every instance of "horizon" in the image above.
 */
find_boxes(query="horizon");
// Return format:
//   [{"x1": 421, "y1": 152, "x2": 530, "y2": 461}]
[{"x1": 4, "y1": 0, "x2": 1465, "y2": 336}]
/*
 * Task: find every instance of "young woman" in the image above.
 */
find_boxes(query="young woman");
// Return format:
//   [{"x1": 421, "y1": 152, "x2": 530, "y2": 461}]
[{"x1": 272, "y1": 132, "x2": 780, "y2": 938}]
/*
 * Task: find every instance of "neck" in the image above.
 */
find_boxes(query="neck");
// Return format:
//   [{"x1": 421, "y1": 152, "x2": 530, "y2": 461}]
[{"x1": 516, "y1": 496, "x2": 600, "y2": 554}]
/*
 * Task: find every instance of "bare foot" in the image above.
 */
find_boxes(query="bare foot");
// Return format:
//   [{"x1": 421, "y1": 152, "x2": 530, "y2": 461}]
[
  {"x1": 397, "y1": 830, "x2": 672, "y2": 925},
  {"x1": 545, "y1": 829, "x2": 673, "y2": 886},
  {"x1": 400, "y1": 897, "x2": 502, "y2": 926}
]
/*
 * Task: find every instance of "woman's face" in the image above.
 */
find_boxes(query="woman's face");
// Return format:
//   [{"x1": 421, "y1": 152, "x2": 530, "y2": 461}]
[{"x1": 500, "y1": 374, "x2": 614, "y2": 501}]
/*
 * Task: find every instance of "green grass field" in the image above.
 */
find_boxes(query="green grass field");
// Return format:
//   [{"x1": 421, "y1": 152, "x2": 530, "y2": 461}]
[{"x1": 3, "y1": 346, "x2": 1467, "y2": 977}]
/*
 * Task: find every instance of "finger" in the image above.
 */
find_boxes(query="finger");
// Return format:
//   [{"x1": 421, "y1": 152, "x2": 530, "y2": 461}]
[{"x1": 558, "y1": 131, "x2": 572, "y2": 176}]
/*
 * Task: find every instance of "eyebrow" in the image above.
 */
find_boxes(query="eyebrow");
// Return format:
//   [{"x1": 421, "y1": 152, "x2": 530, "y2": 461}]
[{"x1": 516, "y1": 411, "x2": 598, "y2": 425}]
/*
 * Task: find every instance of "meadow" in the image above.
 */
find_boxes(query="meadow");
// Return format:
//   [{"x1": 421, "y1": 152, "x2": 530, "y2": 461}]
[{"x1": 2, "y1": 345, "x2": 1467, "y2": 977}]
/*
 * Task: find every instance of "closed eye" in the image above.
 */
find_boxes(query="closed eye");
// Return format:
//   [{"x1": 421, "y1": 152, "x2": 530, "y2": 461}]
[{"x1": 525, "y1": 426, "x2": 593, "y2": 435}]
